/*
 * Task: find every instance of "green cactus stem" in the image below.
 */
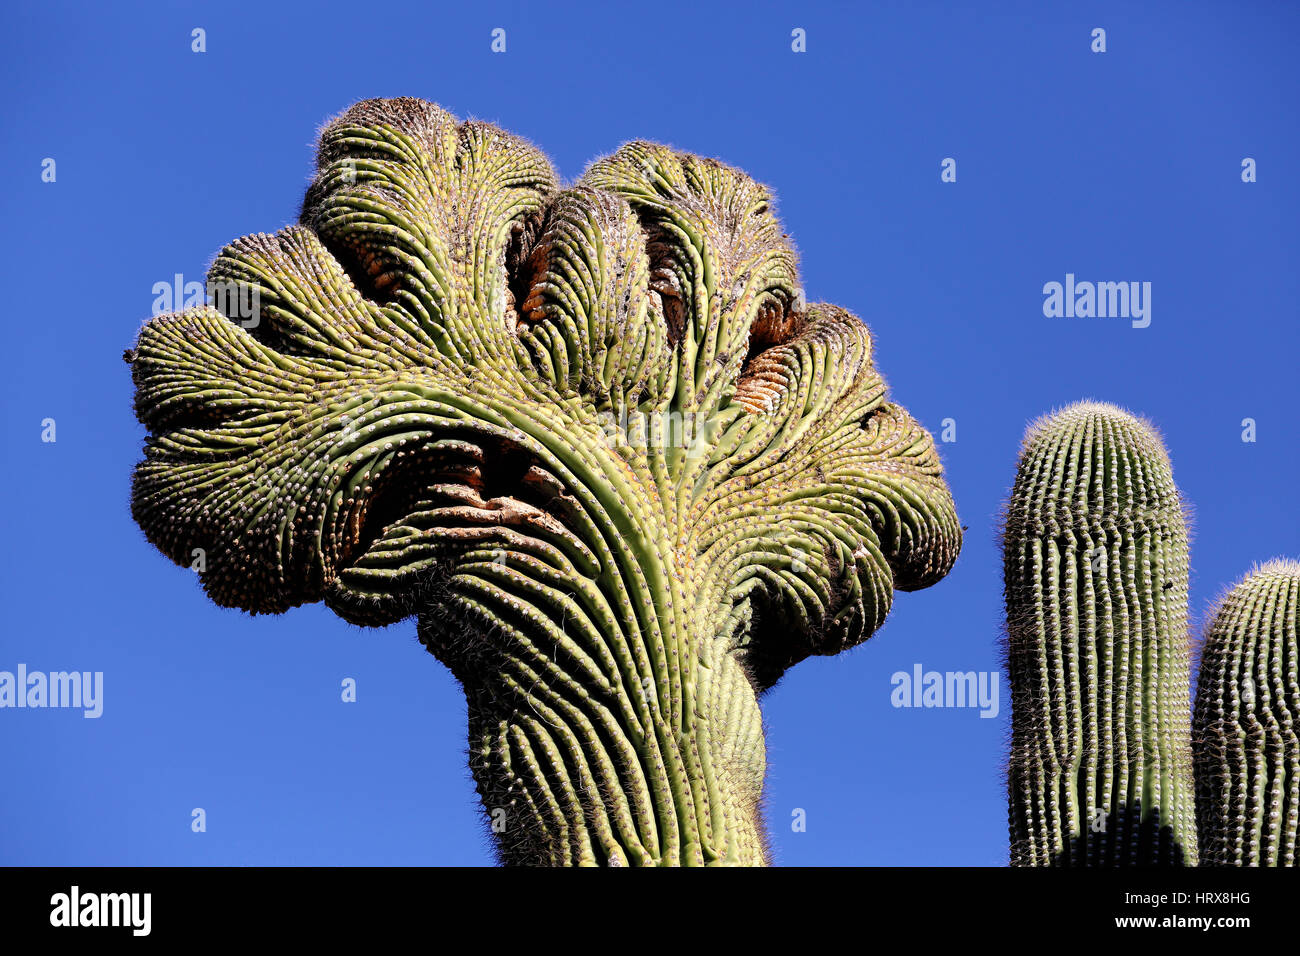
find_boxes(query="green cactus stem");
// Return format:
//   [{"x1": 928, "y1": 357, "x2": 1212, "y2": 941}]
[
  {"x1": 127, "y1": 97, "x2": 961, "y2": 866},
  {"x1": 1003, "y1": 401, "x2": 1198, "y2": 865},
  {"x1": 1193, "y1": 559, "x2": 1300, "y2": 866}
]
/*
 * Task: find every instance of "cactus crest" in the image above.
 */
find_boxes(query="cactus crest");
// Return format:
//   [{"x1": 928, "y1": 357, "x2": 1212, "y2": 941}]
[
  {"x1": 127, "y1": 97, "x2": 961, "y2": 865},
  {"x1": 1003, "y1": 400, "x2": 1198, "y2": 865},
  {"x1": 1193, "y1": 559, "x2": 1300, "y2": 866}
]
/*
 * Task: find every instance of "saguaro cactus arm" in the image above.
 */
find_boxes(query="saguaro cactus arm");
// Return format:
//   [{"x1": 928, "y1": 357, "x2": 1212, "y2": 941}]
[
  {"x1": 129, "y1": 98, "x2": 961, "y2": 865},
  {"x1": 1002, "y1": 401, "x2": 1198, "y2": 866},
  {"x1": 1194, "y1": 559, "x2": 1300, "y2": 866}
]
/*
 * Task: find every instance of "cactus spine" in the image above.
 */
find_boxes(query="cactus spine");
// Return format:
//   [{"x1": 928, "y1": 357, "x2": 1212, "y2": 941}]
[
  {"x1": 1193, "y1": 559, "x2": 1300, "y2": 866},
  {"x1": 1003, "y1": 401, "x2": 1198, "y2": 865}
]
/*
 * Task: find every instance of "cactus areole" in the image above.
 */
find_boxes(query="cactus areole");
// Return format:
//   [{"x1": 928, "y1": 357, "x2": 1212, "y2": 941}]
[{"x1": 128, "y1": 98, "x2": 961, "y2": 866}]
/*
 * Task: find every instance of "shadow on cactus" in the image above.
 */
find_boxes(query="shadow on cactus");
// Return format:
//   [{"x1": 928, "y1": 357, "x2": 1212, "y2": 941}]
[
  {"x1": 126, "y1": 98, "x2": 962, "y2": 866},
  {"x1": 1048, "y1": 805, "x2": 1190, "y2": 868}
]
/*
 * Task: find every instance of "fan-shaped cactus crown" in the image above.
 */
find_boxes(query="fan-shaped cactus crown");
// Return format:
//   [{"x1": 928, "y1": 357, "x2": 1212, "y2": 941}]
[{"x1": 129, "y1": 97, "x2": 960, "y2": 864}]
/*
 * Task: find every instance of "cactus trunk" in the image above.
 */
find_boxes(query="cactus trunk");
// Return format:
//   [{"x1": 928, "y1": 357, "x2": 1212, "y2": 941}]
[
  {"x1": 446, "y1": 590, "x2": 768, "y2": 866},
  {"x1": 1003, "y1": 402, "x2": 1198, "y2": 865},
  {"x1": 1193, "y1": 560, "x2": 1300, "y2": 866}
]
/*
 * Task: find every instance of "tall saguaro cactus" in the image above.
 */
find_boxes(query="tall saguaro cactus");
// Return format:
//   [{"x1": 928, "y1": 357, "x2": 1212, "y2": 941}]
[
  {"x1": 1193, "y1": 559, "x2": 1300, "y2": 866},
  {"x1": 1003, "y1": 401, "x2": 1197, "y2": 865},
  {"x1": 127, "y1": 98, "x2": 961, "y2": 865}
]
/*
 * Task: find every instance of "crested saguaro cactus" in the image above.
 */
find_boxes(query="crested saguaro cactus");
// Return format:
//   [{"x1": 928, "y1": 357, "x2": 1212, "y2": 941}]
[
  {"x1": 1003, "y1": 401, "x2": 1198, "y2": 865},
  {"x1": 128, "y1": 98, "x2": 961, "y2": 865},
  {"x1": 1193, "y1": 559, "x2": 1300, "y2": 866}
]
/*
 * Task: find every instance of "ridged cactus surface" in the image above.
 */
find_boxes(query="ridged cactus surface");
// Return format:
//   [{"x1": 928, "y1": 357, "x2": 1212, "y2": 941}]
[
  {"x1": 1194, "y1": 559, "x2": 1300, "y2": 866},
  {"x1": 1003, "y1": 401, "x2": 1198, "y2": 865},
  {"x1": 127, "y1": 97, "x2": 961, "y2": 865}
]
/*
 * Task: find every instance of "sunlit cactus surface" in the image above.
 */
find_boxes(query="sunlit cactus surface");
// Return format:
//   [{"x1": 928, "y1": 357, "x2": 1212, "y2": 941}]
[{"x1": 1003, "y1": 401, "x2": 1197, "y2": 866}]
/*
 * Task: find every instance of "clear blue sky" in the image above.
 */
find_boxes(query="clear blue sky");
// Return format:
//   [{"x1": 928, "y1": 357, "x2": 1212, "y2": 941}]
[{"x1": 2, "y1": 0, "x2": 1296, "y2": 866}]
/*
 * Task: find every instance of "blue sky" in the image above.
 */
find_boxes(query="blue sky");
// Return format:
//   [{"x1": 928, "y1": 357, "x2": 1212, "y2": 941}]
[{"x1": 1, "y1": 0, "x2": 1296, "y2": 866}]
